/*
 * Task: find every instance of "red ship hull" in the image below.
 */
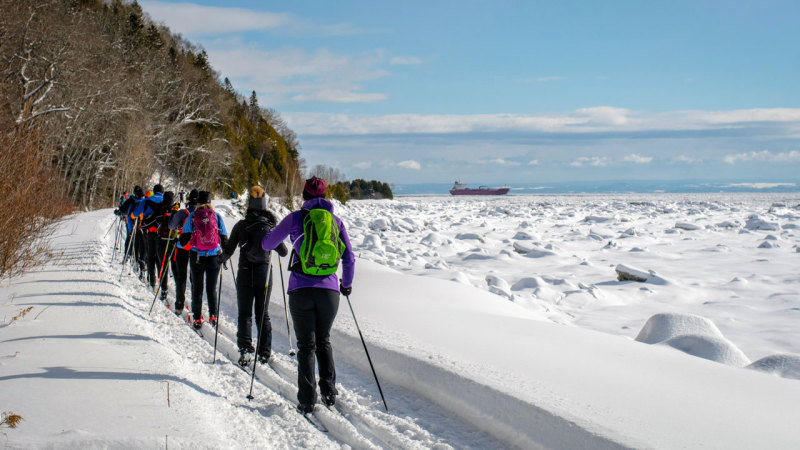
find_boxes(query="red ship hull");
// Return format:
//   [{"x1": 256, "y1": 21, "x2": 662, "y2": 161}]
[{"x1": 449, "y1": 187, "x2": 509, "y2": 195}]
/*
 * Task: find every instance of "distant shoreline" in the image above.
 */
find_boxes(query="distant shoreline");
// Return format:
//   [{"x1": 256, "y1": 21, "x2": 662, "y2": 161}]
[{"x1": 393, "y1": 180, "x2": 800, "y2": 195}]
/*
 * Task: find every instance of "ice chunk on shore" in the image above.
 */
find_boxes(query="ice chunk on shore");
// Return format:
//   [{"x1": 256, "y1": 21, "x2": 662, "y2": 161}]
[
  {"x1": 615, "y1": 264, "x2": 667, "y2": 284},
  {"x1": 512, "y1": 242, "x2": 556, "y2": 257},
  {"x1": 675, "y1": 222, "x2": 701, "y2": 231}
]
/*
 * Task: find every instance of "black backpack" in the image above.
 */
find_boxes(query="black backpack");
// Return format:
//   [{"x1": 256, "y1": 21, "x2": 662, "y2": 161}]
[{"x1": 241, "y1": 219, "x2": 270, "y2": 264}]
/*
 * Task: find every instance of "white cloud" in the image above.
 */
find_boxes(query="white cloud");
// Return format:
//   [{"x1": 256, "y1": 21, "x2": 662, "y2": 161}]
[
  {"x1": 284, "y1": 107, "x2": 800, "y2": 136},
  {"x1": 205, "y1": 47, "x2": 391, "y2": 105},
  {"x1": 397, "y1": 160, "x2": 421, "y2": 170},
  {"x1": 526, "y1": 76, "x2": 565, "y2": 83},
  {"x1": 570, "y1": 156, "x2": 609, "y2": 167},
  {"x1": 390, "y1": 56, "x2": 423, "y2": 65},
  {"x1": 723, "y1": 150, "x2": 800, "y2": 164},
  {"x1": 141, "y1": 1, "x2": 290, "y2": 35},
  {"x1": 291, "y1": 90, "x2": 387, "y2": 103},
  {"x1": 479, "y1": 158, "x2": 520, "y2": 166},
  {"x1": 528, "y1": 159, "x2": 539, "y2": 165},
  {"x1": 672, "y1": 155, "x2": 698, "y2": 164},
  {"x1": 622, "y1": 154, "x2": 653, "y2": 164},
  {"x1": 353, "y1": 162, "x2": 372, "y2": 169}
]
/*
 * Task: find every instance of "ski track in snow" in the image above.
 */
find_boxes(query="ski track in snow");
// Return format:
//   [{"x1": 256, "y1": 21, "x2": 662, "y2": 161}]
[{"x1": 0, "y1": 210, "x2": 505, "y2": 449}]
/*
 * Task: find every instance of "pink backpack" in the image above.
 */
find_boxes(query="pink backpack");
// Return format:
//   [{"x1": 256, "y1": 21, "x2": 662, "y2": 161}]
[{"x1": 191, "y1": 208, "x2": 220, "y2": 251}]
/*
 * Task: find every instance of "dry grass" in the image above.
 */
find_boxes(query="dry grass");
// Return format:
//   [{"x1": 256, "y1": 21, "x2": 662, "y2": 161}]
[
  {"x1": 1, "y1": 411, "x2": 23, "y2": 430},
  {"x1": 0, "y1": 129, "x2": 72, "y2": 279}
]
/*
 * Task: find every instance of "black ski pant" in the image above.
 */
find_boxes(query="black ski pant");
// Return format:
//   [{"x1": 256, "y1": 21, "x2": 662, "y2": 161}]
[
  {"x1": 289, "y1": 287, "x2": 339, "y2": 405},
  {"x1": 190, "y1": 252, "x2": 220, "y2": 320},
  {"x1": 236, "y1": 262, "x2": 273, "y2": 355},
  {"x1": 133, "y1": 229, "x2": 145, "y2": 274},
  {"x1": 171, "y1": 248, "x2": 190, "y2": 311},
  {"x1": 145, "y1": 232, "x2": 165, "y2": 289},
  {"x1": 156, "y1": 238, "x2": 177, "y2": 294}
]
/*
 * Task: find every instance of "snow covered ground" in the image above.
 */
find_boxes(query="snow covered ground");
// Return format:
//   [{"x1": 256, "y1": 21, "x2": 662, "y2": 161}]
[{"x1": 2, "y1": 193, "x2": 800, "y2": 449}]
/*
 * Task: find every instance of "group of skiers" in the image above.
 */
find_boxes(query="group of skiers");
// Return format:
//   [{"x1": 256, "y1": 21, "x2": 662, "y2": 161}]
[{"x1": 114, "y1": 177, "x2": 355, "y2": 413}]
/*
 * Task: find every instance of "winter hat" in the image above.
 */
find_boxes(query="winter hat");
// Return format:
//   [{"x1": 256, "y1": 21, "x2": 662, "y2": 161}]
[
  {"x1": 145, "y1": 190, "x2": 153, "y2": 197},
  {"x1": 162, "y1": 191, "x2": 175, "y2": 210},
  {"x1": 302, "y1": 176, "x2": 326, "y2": 200},
  {"x1": 153, "y1": 184, "x2": 164, "y2": 194},
  {"x1": 248, "y1": 186, "x2": 267, "y2": 211},
  {"x1": 188, "y1": 189, "x2": 199, "y2": 205},
  {"x1": 133, "y1": 185, "x2": 144, "y2": 198},
  {"x1": 198, "y1": 190, "x2": 211, "y2": 205}
]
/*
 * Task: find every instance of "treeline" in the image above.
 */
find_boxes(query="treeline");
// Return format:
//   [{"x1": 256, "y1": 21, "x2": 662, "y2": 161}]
[
  {"x1": 308, "y1": 165, "x2": 393, "y2": 204},
  {"x1": 0, "y1": 0, "x2": 304, "y2": 210},
  {"x1": 338, "y1": 179, "x2": 393, "y2": 201}
]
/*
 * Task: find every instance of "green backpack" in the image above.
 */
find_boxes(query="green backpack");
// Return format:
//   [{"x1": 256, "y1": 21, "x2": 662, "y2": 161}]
[{"x1": 296, "y1": 209, "x2": 345, "y2": 276}]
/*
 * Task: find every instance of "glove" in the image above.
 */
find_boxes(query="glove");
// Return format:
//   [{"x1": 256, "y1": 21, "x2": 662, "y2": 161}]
[
  {"x1": 218, "y1": 253, "x2": 230, "y2": 265},
  {"x1": 276, "y1": 242, "x2": 288, "y2": 258},
  {"x1": 114, "y1": 208, "x2": 119, "y2": 216},
  {"x1": 339, "y1": 283, "x2": 352, "y2": 296}
]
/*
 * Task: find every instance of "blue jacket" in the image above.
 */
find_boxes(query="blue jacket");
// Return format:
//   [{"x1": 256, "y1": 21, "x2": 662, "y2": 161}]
[
  {"x1": 181, "y1": 208, "x2": 228, "y2": 256},
  {"x1": 133, "y1": 192, "x2": 164, "y2": 218}
]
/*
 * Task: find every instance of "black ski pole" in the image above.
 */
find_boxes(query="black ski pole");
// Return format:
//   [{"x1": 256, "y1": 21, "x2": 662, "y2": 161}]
[
  {"x1": 345, "y1": 294, "x2": 388, "y2": 412},
  {"x1": 113, "y1": 219, "x2": 124, "y2": 261},
  {"x1": 212, "y1": 265, "x2": 223, "y2": 363},
  {"x1": 277, "y1": 257, "x2": 295, "y2": 356},
  {"x1": 247, "y1": 264, "x2": 272, "y2": 400},
  {"x1": 119, "y1": 218, "x2": 139, "y2": 281}
]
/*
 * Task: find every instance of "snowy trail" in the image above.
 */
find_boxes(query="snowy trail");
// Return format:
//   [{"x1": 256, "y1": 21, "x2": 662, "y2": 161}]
[
  {"x1": 1, "y1": 209, "x2": 506, "y2": 448},
  {"x1": 5, "y1": 199, "x2": 800, "y2": 449}
]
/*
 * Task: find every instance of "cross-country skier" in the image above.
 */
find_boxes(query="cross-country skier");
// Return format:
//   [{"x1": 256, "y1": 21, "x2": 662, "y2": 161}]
[
  {"x1": 261, "y1": 177, "x2": 355, "y2": 413},
  {"x1": 119, "y1": 186, "x2": 146, "y2": 277},
  {"x1": 179, "y1": 191, "x2": 228, "y2": 329},
  {"x1": 168, "y1": 189, "x2": 197, "y2": 314},
  {"x1": 134, "y1": 184, "x2": 165, "y2": 289},
  {"x1": 219, "y1": 186, "x2": 288, "y2": 366},
  {"x1": 154, "y1": 191, "x2": 177, "y2": 302}
]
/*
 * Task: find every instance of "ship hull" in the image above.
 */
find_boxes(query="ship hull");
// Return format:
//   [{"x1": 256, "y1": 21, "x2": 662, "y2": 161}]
[{"x1": 450, "y1": 188, "x2": 509, "y2": 196}]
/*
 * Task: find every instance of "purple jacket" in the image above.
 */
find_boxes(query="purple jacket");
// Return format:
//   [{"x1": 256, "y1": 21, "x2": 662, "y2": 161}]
[{"x1": 262, "y1": 198, "x2": 355, "y2": 293}]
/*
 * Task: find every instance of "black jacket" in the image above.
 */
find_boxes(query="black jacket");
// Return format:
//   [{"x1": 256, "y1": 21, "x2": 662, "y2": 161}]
[{"x1": 222, "y1": 209, "x2": 288, "y2": 266}]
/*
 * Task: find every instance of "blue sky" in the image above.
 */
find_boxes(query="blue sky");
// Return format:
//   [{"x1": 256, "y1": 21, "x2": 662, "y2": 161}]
[{"x1": 141, "y1": 0, "x2": 800, "y2": 186}]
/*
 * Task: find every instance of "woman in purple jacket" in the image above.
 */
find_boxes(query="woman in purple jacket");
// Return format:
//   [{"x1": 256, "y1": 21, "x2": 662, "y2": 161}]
[{"x1": 262, "y1": 177, "x2": 355, "y2": 414}]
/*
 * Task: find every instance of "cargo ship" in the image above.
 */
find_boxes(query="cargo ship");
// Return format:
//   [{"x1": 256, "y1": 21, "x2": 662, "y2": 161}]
[{"x1": 449, "y1": 181, "x2": 510, "y2": 196}]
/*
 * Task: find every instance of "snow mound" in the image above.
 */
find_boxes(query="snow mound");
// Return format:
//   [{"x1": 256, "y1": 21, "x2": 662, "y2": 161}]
[
  {"x1": 455, "y1": 233, "x2": 486, "y2": 243},
  {"x1": 420, "y1": 232, "x2": 449, "y2": 246},
  {"x1": 745, "y1": 215, "x2": 780, "y2": 231},
  {"x1": 362, "y1": 234, "x2": 384, "y2": 250},
  {"x1": 635, "y1": 313, "x2": 725, "y2": 344},
  {"x1": 485, "y1": 274, "x2": 513, "y2": 299},
  {"x1": 746, "y1": 354, "x2": 800, "y2": 380},
  {"x1": 369, "y1": 217, "x2": 392, "y2": 231},
  {"x1": 662, "y1": 335, "x2": 750, "y2": 367},
  {"x1": 512, "y1": 231, "x2": 536, "y2": 240}
]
